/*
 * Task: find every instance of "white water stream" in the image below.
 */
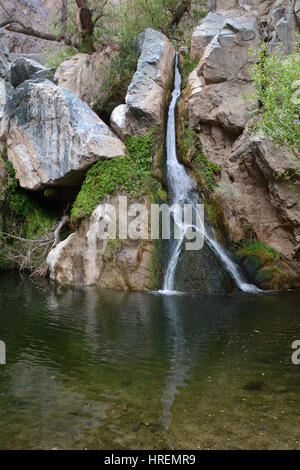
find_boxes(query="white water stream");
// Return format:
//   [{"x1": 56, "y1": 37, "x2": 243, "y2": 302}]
[{"x1": 162, "y1": 54, "x2": 260, "y2": 294}]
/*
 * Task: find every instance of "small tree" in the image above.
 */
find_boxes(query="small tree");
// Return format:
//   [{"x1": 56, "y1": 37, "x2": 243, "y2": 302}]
[{"x1": 248, "y1": 43, "x2": 300, "y2": 160}]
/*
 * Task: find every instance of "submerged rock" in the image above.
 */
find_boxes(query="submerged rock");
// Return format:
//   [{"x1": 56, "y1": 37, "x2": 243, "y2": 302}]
[
  {"x1": 6, "y1": 79, "x2": 126, "y2": 190},
  {"x1": 111, "y1": 28, "x2": 175, "y2": 140}
]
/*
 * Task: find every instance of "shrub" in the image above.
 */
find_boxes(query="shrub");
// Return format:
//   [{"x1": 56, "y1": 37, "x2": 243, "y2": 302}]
[{"x1": 71, "y1": 128, "x2": 162, "y2": 222}]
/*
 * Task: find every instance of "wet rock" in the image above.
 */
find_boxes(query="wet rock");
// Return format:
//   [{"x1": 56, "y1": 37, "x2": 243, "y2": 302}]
[
  {"x1": 10, "y1": 57, "x2": 47, "y2": 87},
  {"x1": 7, "y1": 80, "x2": 126, "y2": 190},
  {"x1": 110, "y1": 28, "x2": 175, "y2": 140}
]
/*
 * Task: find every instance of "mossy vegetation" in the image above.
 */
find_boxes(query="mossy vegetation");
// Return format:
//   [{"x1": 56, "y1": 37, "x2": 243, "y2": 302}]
[
  {"x1": 71, "y1": 128, "x2": 165, "y2": 223},
  {"x1": 180, "y1": 124, "x2": 221, "y2": 193},
  {"x1": 179, "y1": 54, "x2": 198, "y2": 87},
  {"x1": 0, "y1": 152, "x2": 58, "y2": 273},
  {"x1": 235, "y1": 240, "x2": 287, "y2": 290}
]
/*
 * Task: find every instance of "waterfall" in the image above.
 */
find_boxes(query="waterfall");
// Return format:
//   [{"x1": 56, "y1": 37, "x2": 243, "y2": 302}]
[{"x1": 162, "y1": 54, "x2": 260, "y2": 294}]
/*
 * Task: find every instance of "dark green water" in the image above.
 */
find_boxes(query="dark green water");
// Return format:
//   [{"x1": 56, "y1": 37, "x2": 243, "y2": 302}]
[{"x1": 0, "y1": 272, "x2": 300, "y2": 450}]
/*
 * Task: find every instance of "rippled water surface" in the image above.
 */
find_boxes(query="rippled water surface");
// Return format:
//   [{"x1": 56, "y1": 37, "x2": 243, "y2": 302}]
[{"x1": 0, "y1": 272, "x2": 300, "y2": 450}]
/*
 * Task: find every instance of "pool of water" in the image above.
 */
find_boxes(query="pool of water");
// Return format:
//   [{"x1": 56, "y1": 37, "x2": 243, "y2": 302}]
[{"x1": 0, "y1": 272, "x2": 299, "y2": 450}]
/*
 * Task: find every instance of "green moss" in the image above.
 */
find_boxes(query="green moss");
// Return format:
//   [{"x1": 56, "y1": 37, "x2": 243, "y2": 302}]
[
  {"x1": 104, "y1": 239, "x2": 122, "y2": 266},
  {"x1": 0, "y1": 162, "x2": 57, "y2": 272},
  {"x1": 235, "y1": 240, "x2": 287, "y2": 290},
  {"x1": 237, "y1": 241, "x2": 279, "y2": 262},
  {"x1": 180, "y1": 125, "x2": 221, "y2": 193},
  {"x1": 205, "y1": 196, "x2": 230, "y2": 245},
  {"x1": 71, "y1": 128, "x2": 163, "y2": 223}
]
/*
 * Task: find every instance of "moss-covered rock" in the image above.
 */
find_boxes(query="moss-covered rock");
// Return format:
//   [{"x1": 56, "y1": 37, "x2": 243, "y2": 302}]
[
  {"x1": 71, "y1": 127, "x2": 166, "y2": 224},
  {"x1": 235, "y1": 241, "x2": 288, "y2": 290}
]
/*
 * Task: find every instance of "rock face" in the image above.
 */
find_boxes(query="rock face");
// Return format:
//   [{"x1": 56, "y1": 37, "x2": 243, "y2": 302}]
[
  {"x1": 183, "y1": 2, "x2": 300, "y2": 288},
  {"x1": 47, "y1": 195, "x2": 159, "y2": 291},
  {"x1": 111, "y1": 28, "x2": 175, "y2": 140},
  {"x1": 0, "y1": 0, "x2": 60, "y2": 60},
  {"x1": 10, "y1": 57, "x2": 48, "y2": 88},
  {"x1": 0, "y1": 45, "x2": 12, "y2": 145},
  {"x1": 55, "y1": 47, "x2": 117, "y2": 108},
  {"x1": 189, "y1": 10, "x2": 259, "y2": 134},
  {"x1": 7, "y1": 79, "x2": 126, "y2": 190},
  {"x1": 205, "y1": 0, "x2": 299, "y2": 54}
]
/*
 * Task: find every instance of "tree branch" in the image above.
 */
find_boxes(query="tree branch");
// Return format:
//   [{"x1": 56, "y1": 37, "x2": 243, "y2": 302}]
[{"x1": 0, "y1": 19, "x2": 72, "y2": 45}]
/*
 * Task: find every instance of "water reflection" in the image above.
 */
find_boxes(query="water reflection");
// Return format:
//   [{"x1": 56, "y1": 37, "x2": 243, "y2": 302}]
[{"x1": 0, "y1": 273, "x2": 300, "y2": 449}]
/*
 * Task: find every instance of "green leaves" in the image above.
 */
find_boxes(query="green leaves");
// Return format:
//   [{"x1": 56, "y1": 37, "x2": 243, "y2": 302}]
[
  {"x1": 70, "y1": 129, "x2": 160, "y2": 222},
  {"x1": 248, "y1": 43, "x2": 300, "y2": 159}
]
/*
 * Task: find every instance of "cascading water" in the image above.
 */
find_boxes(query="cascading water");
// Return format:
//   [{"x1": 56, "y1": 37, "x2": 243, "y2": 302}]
[{"x1": 163, "y1": 54, "x2": 260, "y2": 294}]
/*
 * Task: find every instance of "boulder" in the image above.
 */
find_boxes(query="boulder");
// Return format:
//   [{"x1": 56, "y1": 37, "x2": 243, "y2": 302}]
[
  {"x1": 55, "y1": 47, "x2": 117, "y2": 108},
  {"x1": 271, "y1": 12, "x2": 299, "y2": 54},
  {"x1": 7, "y1": 79, "x2": 126, "y2": 190},
  {"x1": 10, "y1": 57, "x2": 48, "y2": 87},
  {"x1": 191, "y1": 12, "x2": 224, "y2": 61},
  {"x1": 47, "y1": 195, "x2": 158, "y2": 290},
  {"x1": 111, "y1": 28, "x2": 175, "y2": 140},
  {"x1": 218, "y1": 130, "x2": 300, "y2": 266},
  {"x1": 188, "y1": 70, "x2": 254, "y2": 132},
  {"x1": 198, "y1": 15, "x2": 258, "y2": 84},
  {"x1": 187, "y1": 12, "x2": 258, "y2": 134}
]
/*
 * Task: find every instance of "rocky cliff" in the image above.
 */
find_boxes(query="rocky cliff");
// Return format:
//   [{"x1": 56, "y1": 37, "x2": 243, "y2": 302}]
[
  {"x1": 180, "y1": 0, "x2": 300, "y2": 289},
  {"x1": 0, "y1": 0, "x2": 299, "y2": 292}
]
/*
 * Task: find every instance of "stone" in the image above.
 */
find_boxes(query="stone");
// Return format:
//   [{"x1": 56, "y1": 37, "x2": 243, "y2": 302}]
[
  {"x1": 198, "y1": 16, "x2": 258, "y2": 84},
  {"x1": 47, "y1": 195, "x2": 158, "y2": 290},
  {"x1": 55, "y1": 47, "x2": 117, "y2": 108},
  {"x1": 10, "y1": 57, "x2": 47, "y2": 87},
  {"x1": 110, "y1": 104, "x2": 131, "y2": 141},
  {"x1": 191, "y1": 12, "x2": 224, "y2": 61},
  {"x1": 295, "y1": 1, "x2": 300, "y2": 24},
  {"x1": 188, "y1": 71, "x2": 254, "y2": 132},
  {"x1": 111, "y1": 28, "x2": 175, "y2": 140},
  {"x1": 0, "y1": 0, "x2": 60, "y2": 56},
  {"x1": 270, "y1": 8, "x2": 299, "y2": 54},
  {"x1": 7, "y1": 79, "x2": 126, "y2": 190},
  {"x1": 183, "y1": 3, "x2": 300, "y2": 288}
]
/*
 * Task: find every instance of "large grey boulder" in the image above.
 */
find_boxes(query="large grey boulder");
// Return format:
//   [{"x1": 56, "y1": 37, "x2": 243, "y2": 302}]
[
  {"x1": 111, "y1": 28, "x2": 175, "y2": 140},
  {"x1": 10, "y1": 57, "x2": 47, "y2": 88},
  {"x1": 7, "y1": 79, "x2": 126, "y2": 190}
]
